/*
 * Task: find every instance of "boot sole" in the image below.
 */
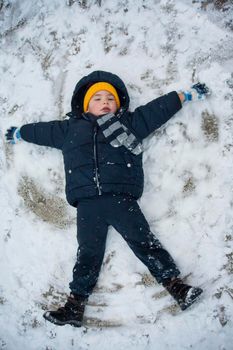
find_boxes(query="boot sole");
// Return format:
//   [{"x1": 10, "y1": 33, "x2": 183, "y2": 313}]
[
  {"x1": 179, "y1": 287, "x2": 203, "y2": 311},
  {"x1": 43, "y1": 311, "x2": 82, "y2": 327}
]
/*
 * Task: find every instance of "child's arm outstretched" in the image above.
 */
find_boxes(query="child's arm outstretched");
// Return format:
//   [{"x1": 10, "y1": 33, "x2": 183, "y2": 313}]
[
  {"x1": 5, "y1": 120, "x2": 69, "y2": 150},
  {"x1": 127, "y1": 82, "x2": 211, "y2": 140}
]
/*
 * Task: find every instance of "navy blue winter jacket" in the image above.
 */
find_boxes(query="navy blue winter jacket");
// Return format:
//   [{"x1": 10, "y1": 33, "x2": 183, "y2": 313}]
[{"x1": 20, "y1": 71, "x2": 182, "y2": 207}]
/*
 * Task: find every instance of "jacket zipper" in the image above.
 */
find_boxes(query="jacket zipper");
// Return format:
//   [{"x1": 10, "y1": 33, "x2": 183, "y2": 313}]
[{"x1": 93, "y1": 124, "x2": 102, "y2": 195}]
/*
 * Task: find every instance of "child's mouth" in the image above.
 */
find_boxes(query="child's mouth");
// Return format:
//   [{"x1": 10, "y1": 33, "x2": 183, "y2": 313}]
[{"x1": 101, "y1": 108, "x2": 111, "y2": 113}]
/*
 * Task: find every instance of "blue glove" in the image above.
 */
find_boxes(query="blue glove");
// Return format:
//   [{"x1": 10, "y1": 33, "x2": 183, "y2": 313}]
[
  {"x1": 182, "y1": 83, "x2": 211, "y2": 102},
  {"x1": 5, "y1": 127, "x2": 22, "y2": 144}
]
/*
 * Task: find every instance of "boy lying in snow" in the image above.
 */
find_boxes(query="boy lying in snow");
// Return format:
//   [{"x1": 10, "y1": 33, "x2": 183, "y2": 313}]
[{"x1": 6, "y1": 70, "x2": 210, "y2": 327}]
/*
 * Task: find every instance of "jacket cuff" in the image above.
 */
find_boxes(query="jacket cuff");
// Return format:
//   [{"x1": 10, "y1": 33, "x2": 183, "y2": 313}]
[{"x1": 169, "y1": 91, "x2": 183, "y2": 111}]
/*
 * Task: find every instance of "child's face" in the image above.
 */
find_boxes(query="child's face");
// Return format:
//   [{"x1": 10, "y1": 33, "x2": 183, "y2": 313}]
[{"x1": 87, "y1": 90, "x2": 118, "y2": 116}]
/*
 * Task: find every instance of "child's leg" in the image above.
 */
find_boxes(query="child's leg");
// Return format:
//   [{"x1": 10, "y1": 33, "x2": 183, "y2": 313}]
[
  {"x1": 69, "y1": 197, "x2": 109, "y2": 297},
  {"x1": 107, "y1": 195, "x2": 203, "y2": 310},
  {"x1": 108, "y1": 195, "x2": 180, "y2": 283},
  {"x1": 43, "y1": 197, "x2": 109, "y2": 327}
]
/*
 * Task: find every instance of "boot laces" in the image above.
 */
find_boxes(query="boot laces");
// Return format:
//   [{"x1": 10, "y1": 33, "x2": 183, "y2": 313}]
[
  {"x1": 166, "y1": 278, "x2": 191, "y2": 300},
  {"x1": 57, "y1": 296, "x2": 85, "y2": 315}
]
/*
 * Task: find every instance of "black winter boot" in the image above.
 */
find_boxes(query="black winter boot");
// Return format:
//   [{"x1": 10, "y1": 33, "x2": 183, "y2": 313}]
[
  {"x1": 163, "y1": 277, "x2": 203, "y2": 311},
  {"x1": 43, "y1": 294, "x2": 87, "y2": 327}
]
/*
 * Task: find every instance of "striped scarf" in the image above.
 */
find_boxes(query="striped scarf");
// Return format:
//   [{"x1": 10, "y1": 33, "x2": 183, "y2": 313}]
[{"x1": 97, "y1": 112, "x2": 143, "y2": 155}]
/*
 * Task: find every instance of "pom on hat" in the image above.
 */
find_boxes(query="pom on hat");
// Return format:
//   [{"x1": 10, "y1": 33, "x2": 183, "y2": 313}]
[{"x1": 83, "y1": 82, "x2": 120, "y2": 113}]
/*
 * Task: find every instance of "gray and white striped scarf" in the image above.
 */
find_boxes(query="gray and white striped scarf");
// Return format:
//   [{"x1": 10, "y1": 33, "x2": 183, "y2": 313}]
[{"x1": 97, "y1": 112, "x2": 143, "y2": 155}]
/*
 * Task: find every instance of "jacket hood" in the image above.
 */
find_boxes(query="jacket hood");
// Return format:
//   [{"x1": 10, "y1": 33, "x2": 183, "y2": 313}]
[{"x1": 70, "y1": 70, "x2": 130, "y2": 117}]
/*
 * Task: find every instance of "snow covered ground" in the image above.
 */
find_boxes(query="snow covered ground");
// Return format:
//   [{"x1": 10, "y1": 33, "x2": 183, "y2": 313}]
[{"x1": 0, "y1": 0, "x2": 233, "y2": 349}]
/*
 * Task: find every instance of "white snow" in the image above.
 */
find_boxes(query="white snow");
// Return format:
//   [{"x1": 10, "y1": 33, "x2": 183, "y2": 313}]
[{"x1": 0, "y1": 0, "x2": 233, "y2": 349}]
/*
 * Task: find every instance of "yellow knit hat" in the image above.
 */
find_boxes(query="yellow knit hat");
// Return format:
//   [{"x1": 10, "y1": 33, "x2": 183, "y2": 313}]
[{"x1": 83, "y1": 82, "x2": 120, "y2": 113}]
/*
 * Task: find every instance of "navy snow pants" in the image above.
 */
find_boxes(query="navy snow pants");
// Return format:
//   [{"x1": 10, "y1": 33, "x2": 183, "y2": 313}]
[{"x1": 69, "y1": 194, "x2": 180, "y2": 297}]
